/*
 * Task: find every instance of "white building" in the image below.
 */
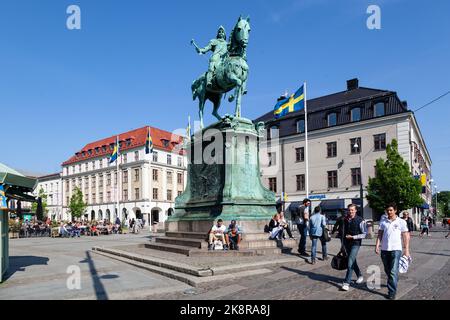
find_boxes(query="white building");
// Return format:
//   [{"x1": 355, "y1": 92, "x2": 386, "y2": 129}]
[
  {"x1": 256, "y1": 79, "x2": 432, "y2": 226},
  {"x1": 61, "y1": 126, "x2": 187, "y2": 228},
  {"x1": 34, "y1": 173, "x2": 63, "y2": 220}
]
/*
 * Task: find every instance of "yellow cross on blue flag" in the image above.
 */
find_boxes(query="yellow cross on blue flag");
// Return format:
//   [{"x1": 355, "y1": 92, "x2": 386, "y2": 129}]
[
  {"x1": 145, "y1": 127, "x2": 153, "y2": 154},
  {"x1": 109, "y1": 137, "x2": 119, "y2": 164},
  {"x1": 273, "y1": 85, "x2": 305, "y2": 119}
]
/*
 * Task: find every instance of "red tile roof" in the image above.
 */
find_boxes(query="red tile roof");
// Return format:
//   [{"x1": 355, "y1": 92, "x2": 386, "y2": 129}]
[{"x1": 62, "y1": 126, "x2": 185, "y2": 166}]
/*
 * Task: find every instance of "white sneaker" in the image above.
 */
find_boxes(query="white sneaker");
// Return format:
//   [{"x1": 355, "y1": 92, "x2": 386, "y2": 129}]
[
  {"x1": 342, "y1": 283, "x2": 350, "y2": 291},
  {"x1": 356, "y1": 276, "x2": 364, "y2": 284}
]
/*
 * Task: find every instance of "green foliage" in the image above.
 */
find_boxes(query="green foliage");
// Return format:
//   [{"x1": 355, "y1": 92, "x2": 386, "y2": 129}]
[
  {"x1": 32, "y1": 187, "x2": 48, "y2": 220},
  {"x1": 68, "y1": 187, "x2": 87, "y2": 221},
  {"x1": 367, "y1": 139, "x2": 423, "y2": 215},
  {"x1": 436, "y1": 191, "x2": 450, "y2": 217}
]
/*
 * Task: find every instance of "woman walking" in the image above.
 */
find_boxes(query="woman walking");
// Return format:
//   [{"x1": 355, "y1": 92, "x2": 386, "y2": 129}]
[{"x1": 308, "y1": 206, "x2": 328, "y2": 264}]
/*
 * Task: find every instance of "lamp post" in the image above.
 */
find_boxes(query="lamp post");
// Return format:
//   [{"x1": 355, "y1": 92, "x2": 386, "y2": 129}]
[{"x1": 353, "y1": 139, "x2": 364, "y2": 218}]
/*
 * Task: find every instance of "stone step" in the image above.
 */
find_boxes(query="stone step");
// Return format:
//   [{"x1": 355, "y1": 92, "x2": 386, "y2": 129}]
[
  {"x1": 143, "y1": 242, "x2": 193, "y2": 255},
  {"x1": 165, "y1": 231, "x2": 207, "y2": 240},
  {"x1": 155, "y1": 236, "x2": 208, "y2": 249}
]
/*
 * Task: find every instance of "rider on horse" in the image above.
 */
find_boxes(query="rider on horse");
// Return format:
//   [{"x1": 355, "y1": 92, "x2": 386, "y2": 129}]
[{"x1": 192, "y1": 26, "x2": 228, "y2": 89}]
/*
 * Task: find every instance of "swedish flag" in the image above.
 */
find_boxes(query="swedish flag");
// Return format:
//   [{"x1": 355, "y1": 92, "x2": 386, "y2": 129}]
[
  {"x1": 273, "y1": 85, "x2": 305, "y2": 119},
  {"x1": 109, "y1": 137, "x2": 119, "y2": 164},
  {"x1": 145, "y1": 127, "x2": 153, "y2": 154}
]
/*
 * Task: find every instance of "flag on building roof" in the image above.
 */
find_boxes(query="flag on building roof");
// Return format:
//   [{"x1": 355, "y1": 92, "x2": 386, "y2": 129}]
[
  {"x1": 109, "y1": 136, "x2": 120, "y2": 163},
  {"x1": 145, "y1": 127, "x2": 153, "y2": 154},
  {"x1": 273, "y1": 84, "x2": 305, "y2": 119}
]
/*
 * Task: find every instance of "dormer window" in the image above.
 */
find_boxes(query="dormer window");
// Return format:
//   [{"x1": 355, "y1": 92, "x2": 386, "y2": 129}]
[
  {"x1": 102, "y1": 146, "x2": 107, "y2": 152},
  {"x1": 351, "y1": 108, "x2": 361, "y2": 122},
  {"x1": 269, "y1": 126, "x2": 279, "y2": 139},
  {"x1": 88, "y1": 149, "x2": 93, "y2": 156},
  {"x1": 110, "y1": 144, "x2": 114, "y2": 151},
  {"x1": 296, "y1": 119, "x2": 305, "y2": 133},
  {"x1": 126, "y1": 139, "x2": 132, "y2": 147},
  {"x1": 82, "y1": 151, "x2": 86, "y2": 157},
  {"x1": 162, "y1": 139, "x2": 169, "y2": 148},
  {"x1": 374, "y1": 102, "x2": 385, "y2": 117},
  {"x1": 95, "y1": 147, "x2": 100, "y2": 154},
  {"x1": 327, "y1": 113, "x2": 337, "y2": 127}
]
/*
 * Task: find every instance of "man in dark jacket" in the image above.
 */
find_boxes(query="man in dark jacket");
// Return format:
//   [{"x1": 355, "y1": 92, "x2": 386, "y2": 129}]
[
  {"x1": 402, "y1": 211, "x2": 414, "y2": 233},
  {"x1": 332, "y1": 209, "x2": 346, "y2": 240}
]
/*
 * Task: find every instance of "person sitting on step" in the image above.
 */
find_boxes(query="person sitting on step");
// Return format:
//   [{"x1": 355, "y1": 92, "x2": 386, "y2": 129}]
[
  {"x1": 225, "y1": 220, "x2": 242, "y2": 250},
  {"x1": 208, "y1": 219, "x2": 229, "y2": 250}
]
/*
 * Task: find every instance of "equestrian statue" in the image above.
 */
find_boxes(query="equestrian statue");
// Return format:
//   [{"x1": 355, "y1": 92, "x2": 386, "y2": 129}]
[{"x1": 191, "y1": 15, "x2": 251, "y2": 128}]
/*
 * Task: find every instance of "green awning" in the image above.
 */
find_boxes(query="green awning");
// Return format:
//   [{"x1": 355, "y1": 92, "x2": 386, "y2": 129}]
[{"x1": 0, "y1": 163, "x2": 37, "y2": 191}]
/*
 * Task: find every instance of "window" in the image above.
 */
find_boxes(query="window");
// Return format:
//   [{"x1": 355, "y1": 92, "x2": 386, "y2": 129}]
[
  {"x1": 153, "y1": 188, "x2": 158, "y2": 200},
  {"x1": 350, "y1": 138, "x2": 361, "y2": 154},
  {"x1": 167, "y1": 171, "x2": 173, "y2": 184},
  {"x1": 78, "y1": 164, "x2": 81, "y2": 172},
  {"x1": 328, "y1": 113, "x2": 337, "y2": 127},
  {"x1": 102, "y1": 146, "x2": 107, "y2": 152},
  {"x1": 91, "y1": 175, "x2": 96, "y2": 188},
  {"x1": 123, "y1": 189, "x2": 128, "y2": 201},
  {"x1": 167, "y1": 190, "x2": 172, "y2": 201},
  {"x1": 95, "y1": 147, "x2": 100, "y2": 154},
  {"x1": 351, "y1": 108, "x2": 361, "y2": 122},
  {"x1": 167, "y1": 154, "x2": 172, "y2": 165},
  {"x1": 114, "y1": 172, "x2": 117, "y2": 184},
  {"x1": 268, "y1": 152, "x2": 276, "y2": 166},
  {"x1": 351, "y1": 168, "x2": 361, "y2": 186},
  {"x1": 178, "y1": 191, "x2": 182, "y2": 197},
  {"x1": 327, "y1": 142, "x2": 337, "y2": 158},
  {"x1": 106, "y1": 173, "x2": 111, "y2": 186},
  {"x1": 296, "y1": 174, "x2": 305, "y2": 191},
  {"x1": 99, "y1": 175, "x2": 103, "y2": 187},
  {"x1": 123, "y1": 153, "x2": 127, "y2": 164},
  {"x1": 65, "y1": 181, "x2": 69, "y2": 192},
  {"x1": 92, "y1": 193, "x2": 96, "y2": 203},
  {"x1": 85, "y1": 163, "x2": 88, "y2": 171},
  {"x1": 177, "y1": 157, "x2": 182, "y2": 167},
  {"x1": 152, "y1": 169, "x2": 158, "y2": 181},
  {"x1": 66, "y1": 196, "x2": 69, "y2": 205},
  {"x1": 88, "y1": 149, "x2": 92, "y2": 156},
  {"x1": 374, "y1": 102, "x2": 385, "y2": 117},
  {"x1": 269, "y1": 126, "x2": 279, "y2": 139},
  {"x1": 153, "y1": 151, "x2": 158, "y2": 162},
  {"x1": 127, "y1": 139, "x2": 132, "y2": 147},
  {"x1": 99, "y1": 192, "x2": 103, "y2": 203},
  {"x1": 107, "y1": 191, "x2": 111, "y2": 202},
  {"x1": 92, "y1": 161, "x2": 96, "y2": 170},
  {"x1": 268, "y1": 178, "x2": 277, "y2": 192},
  {"x1": 295, "y1": 147, "x2": 304, "y2": 162},
  {"x1": 177, "y1": 173, "x2": 183, "y2": 184},
  {"x1": 374, "y1": 133, "x2": 386, "y2": 151},
  {"x1": 123, "y1": 170, "x2": 128, "y2": 183},
  {"x1": 110, "y1": 144, "x2": 114, "y2": 151},
  {"x1": 99, "y1": 159, "x2": 103, "y2": 168},
  {"x1": 327, "y1": 171, "x2": 338, "y2": 188},
  {"x1": 134, "y1": 169, "x2": 140, "y2": 182},
  {"x1": 162, "y1": 139, "x2": 169, "y2": 148},
  {"x1": 296, "y1": 120, "x2": 305, "y2": 133},
  {"x1": 135, "y1": 188, "x2": 140, "y2": 200},
  {"x1": 134, "y1": 151, "x2": 139, "y2": 162}
]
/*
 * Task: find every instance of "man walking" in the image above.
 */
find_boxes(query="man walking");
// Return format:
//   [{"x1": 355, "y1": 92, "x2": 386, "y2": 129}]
[
  {"x1": 296, "y1": 198, "x2": 311, "y2": 257},
  {"x1": 402, "y1": 211, "x2": 414, "y2": 234},
  {"x1": 376, "y1": 203, "x2": 411, "y2": 300},
  {"x1": 341, "y1": 204, "x2": 367, "y2": 291}
]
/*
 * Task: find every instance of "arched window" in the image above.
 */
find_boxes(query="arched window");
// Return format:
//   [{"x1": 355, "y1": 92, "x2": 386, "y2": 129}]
[{"x1": 328, "y1": 113, "x2": 337, "y2": 127}]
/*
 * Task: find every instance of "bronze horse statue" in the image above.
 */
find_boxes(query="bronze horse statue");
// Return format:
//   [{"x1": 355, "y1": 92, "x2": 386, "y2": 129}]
[{"x1": 191, "y1": 16, "x2": 251, "y2": 128}]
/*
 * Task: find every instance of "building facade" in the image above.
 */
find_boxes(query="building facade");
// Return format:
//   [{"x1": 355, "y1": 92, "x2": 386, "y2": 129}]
[
  {"x1": 33, "y1": 173, "x2": 62, "y2": 220},
  {"x1": 256, "y1": 79, "x2": 432, "y2": 226},
  {"x1": 60, "y1": 126, "x2": 187, "y2": 228}
]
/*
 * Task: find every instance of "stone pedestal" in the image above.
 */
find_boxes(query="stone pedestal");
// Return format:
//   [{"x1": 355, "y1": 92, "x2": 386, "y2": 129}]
[{"x1": 167, "y1": 116, "x2": 276, "y2": 233}]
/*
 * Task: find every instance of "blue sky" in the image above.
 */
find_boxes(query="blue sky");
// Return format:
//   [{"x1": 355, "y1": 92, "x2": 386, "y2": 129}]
[{"x1": 1, "y1": 0, "x2": 449, "y2": 190}]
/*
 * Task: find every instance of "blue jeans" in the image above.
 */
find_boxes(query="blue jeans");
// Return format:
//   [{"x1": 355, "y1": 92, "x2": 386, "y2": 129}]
[
  {"x1": 310, "y1": 236, "x2": 327, "y2": 260},
  {"x1": 297, "y1": 223, "x2": 308, "y2": 253},
  {"x1": 381, "y1": 250, "x2": 402, "y2": 296},
  {"x1": 344, "y1": 244, "x2": 362, "y2": 285}
]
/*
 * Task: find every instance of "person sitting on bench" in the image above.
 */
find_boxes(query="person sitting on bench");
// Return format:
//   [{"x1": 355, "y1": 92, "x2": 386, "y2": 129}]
[{"x1": 208, "y1": 219, "x2": 228, "y2": 251}]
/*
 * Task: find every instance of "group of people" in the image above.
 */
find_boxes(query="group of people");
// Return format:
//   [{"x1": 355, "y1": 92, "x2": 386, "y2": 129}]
[
  {"x1": 19, "y1": 218, "x2": 52, "y2": 237},
  {"x1": 286, "y1": 198, "x2": 411, "y2": 300},
  {"x1": 58, "y1": 218, "x2": 123, "y2": 237},
  {"x1": 207, "y1": 219, "x2": 242, "y2": 251}
]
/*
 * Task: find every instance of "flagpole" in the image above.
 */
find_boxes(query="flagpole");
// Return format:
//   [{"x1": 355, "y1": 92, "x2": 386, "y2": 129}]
[
  {"x1": 116, "y1": 135, "x2": 120, "y2": 223},
  {"x1": 304, "y1": 82, "x2": 309, "y2": 199}
]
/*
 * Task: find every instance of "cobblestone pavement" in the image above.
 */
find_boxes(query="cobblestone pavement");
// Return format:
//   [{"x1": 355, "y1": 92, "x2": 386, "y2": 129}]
[{"x1": 143, "y1": 226, "x2": 450, "y2": 300}]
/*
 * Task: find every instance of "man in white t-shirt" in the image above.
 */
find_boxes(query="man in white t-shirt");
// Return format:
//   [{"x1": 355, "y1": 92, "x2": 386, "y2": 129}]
[
  {"x1": 375, "y1": 203, "x2": 411, "y2": 300},
  {"x1": 208, "y1": 219, "x2": 228, "y2": 250}
]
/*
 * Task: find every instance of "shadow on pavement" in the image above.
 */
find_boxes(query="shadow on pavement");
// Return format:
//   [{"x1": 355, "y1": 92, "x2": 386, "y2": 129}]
[
  {"x1": 79, "y1": 251, "x2": 110, "y2": 300},
  {"x1": 280, "y1": 265, "x2": 387, "y2": 298},
  {"x1": 414, "y1": 251, "x2": 450, "y2": 257},
  {"x1": 3, "y1": 256, "x2": 49, "y2": 281}
]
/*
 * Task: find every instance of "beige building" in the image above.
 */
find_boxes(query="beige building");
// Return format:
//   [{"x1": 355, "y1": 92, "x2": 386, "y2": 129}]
[
  {"x1": 33, "y1": 173, "x2": 62, "y2": 220},
  {"x1": 60, "y1": 126, "x2": 187, "y2": 228},
  {"x1": 256, "y1": 79, "x2": 432, "y2": 226}
]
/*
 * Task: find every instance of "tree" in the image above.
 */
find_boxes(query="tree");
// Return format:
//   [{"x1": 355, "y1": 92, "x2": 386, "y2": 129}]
[
  {"x1": 367, "y1": 139, "x2": 423, "y2": 217},
  {"x1": 68, "y1": 187, "x2": 87, "y2": 221},
  {"x1": 32, "y1": 187, "x2": 48, "y2": 220},
  {"x1": 436, "y1": 191, "x2": 450, "y2": 218}
]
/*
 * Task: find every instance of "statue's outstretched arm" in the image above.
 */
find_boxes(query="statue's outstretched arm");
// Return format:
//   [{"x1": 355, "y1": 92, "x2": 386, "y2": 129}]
[{"x1": 198, "y1": 41, "x2": 213, "y2": 55}]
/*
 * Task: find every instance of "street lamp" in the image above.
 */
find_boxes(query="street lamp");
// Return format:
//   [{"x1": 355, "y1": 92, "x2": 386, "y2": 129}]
[{"x1": 353, "y1": 139, "x2": 364, "y2": 217}]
